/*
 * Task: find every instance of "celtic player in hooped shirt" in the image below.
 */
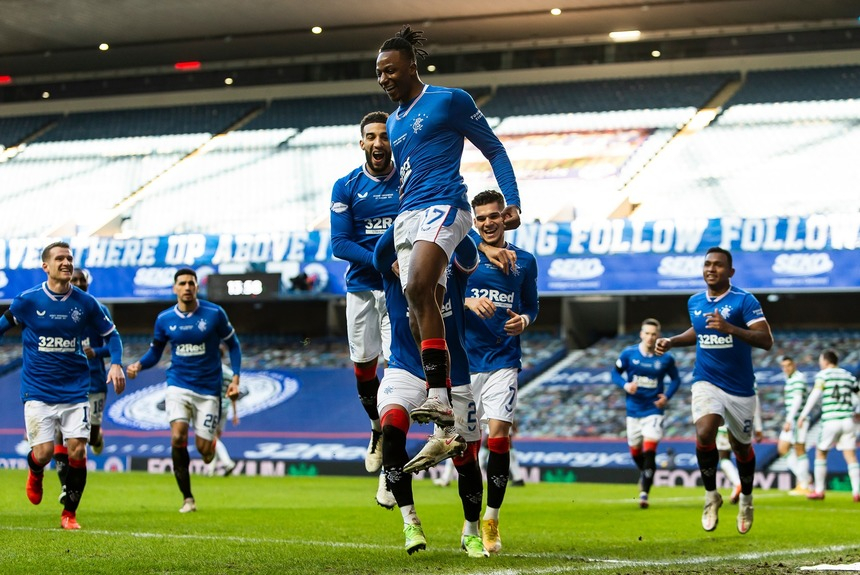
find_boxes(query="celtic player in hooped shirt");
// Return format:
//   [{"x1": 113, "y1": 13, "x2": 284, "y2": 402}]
[
  {"x1": 656, "y1": 247, "x2": 773, "y2": 536},
  {"x1": 0, "y1": 241, "x2": 125, "y2": 530}
]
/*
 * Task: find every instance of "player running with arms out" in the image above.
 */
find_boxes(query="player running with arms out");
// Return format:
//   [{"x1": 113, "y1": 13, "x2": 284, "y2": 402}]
[
  {"x1": 612, "y1": 318, "x2": 681, "y2": 509},
  {"x1": 0, "y1": 242, "x2": 125, "y2": 530},
  {"x1": 330, "y1": 111, "x2": 400, "y2": 474},
  {"x1": 373, "y1": 226, "x2": 487, "y2": 558},
  {"x1": 54, "y1": 268, "x2": 117, "y2": 504},
  {"x1": 126, "y1": 268, "x2": 241, "y2": 513},
  {"x1": 796, "y1": 350, "x2": 860, "y2": 502},
  {"x1": 777, "y1": 356, "x2": 812, "y2": 495},
  {"x1": 463, "y1": 190, "x2": 538, "y2": 555},
  {"x1": 656, "y1": 247, "x2": 773, "y2": 535},
  {"x1": 376, "y1": 25, "x2": 522, "y2": 428}
]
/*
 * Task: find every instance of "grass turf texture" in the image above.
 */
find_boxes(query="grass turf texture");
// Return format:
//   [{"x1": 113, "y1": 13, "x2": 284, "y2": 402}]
[{"x1": 0, "y1": 470, "x2": 857, "y2": 574}]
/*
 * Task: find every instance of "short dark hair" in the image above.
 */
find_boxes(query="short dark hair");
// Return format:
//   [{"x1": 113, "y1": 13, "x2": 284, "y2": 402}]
[
  {"x1": 471, "y1": 189, "x2": 505, "y2": 211},
  {"x1": 641, "y1": 318, "x2": 661, "y2": 330},
  {"x1": 379, "y1": 24, "x2": 428, "y2": 63},
  {"x1": 360, "y1": 111, "x2": 389, "y2": 135},
  {"x1": 781, "y1": 356, "x2": 794, "y2": 363},
  {"x1": 174, "y1": 267, "x2": 197, "y2": 283},
  {"x1": 41, "y1": 241, "x2": 70, "y2": 262},
  {"x1": 706, "y1": 246, "x2": 733, "y2": 268},
  {"x1": 821, "y1": 349, "x2": 839, "y2": 365}
]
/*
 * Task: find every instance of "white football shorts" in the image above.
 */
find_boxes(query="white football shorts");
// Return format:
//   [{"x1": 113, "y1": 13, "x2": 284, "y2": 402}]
[
  {"x1": 24, "y1": 400, "x2": 90, "y2": 446},
  {"x1": 165, "y1": 385, "x2": 221, "y2": 442},
  {"x1": 471, "y1": 367, "x2": 519, "y2": 425},
  {"x1": 691, "y1": 381, "x2": 757, "y2": 445},
  {"x1": 394, "y1": 206, "x2": 472, "y2": 290},
  {"x1": 89, "y1": 392, "x2": 107, "y2": 426},
  {"x1": 346, "y1": 290, "x2": 391, "y2": 364},
  {"x1": 626, "y1": 414, "x2": 664, "y2": 446}
]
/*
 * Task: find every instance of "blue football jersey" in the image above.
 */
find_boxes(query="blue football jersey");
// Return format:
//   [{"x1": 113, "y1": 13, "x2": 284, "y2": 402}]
[
  {"x1": 330, "y1": 164, "x2": 400, "y2": 292},
  {"x1": 464, "y1": 243, "x2": 539, "y2": 373},
  {"x1": 688, "y1": 287, "x2": 766, "y2": 396},
  {"x1": 81, "y1": 301, "x2": 113, "y2": 394},
  {"x1": 150, "y1": 300, "x2": 237, "y2": 396},
  {"x1": 613, "y1": 345, "x2": 681, "y2": 418},
  {"x1": 387, "y1": 84, "x2": 520, "y2": 214},
  {"x1": 7, "y1": 283, "x2": 117, "y2": 404}
]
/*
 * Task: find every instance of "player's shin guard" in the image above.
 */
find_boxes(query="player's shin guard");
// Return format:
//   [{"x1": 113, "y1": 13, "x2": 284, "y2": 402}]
[
  {"x1": 171, "y1": 445, "x2": 193, "y2": 500},
  {"x1": 381, "y1": 410, "x2": 412, "y2": 507},
  {"x1": 486, "y1": 437, "x2": 511, "y2": 509},
  {"x1": 454, "y1": 442, "x2": 482, "y2": 523},
  {"x1": 355, "y1": 365, "x2": 381, "y2": 422},
  {"x1": 64, "y1": 457, "x2": 87, "y2": 513},
  {"x1": 53, "y1": 444, "x2": 69, "y2": 488},
  {"x1": 642, "y1": 443, "x2": 657, "y2": 494},
  {"x1": 735, "y1": 447, "x2": 756, "y2": 496},
  {"x1": 696, "y1": 441, "x2": 719, "y2": 491},
  {"x1": 420, "y1": 339, "x2": 449, "y2": 391}
]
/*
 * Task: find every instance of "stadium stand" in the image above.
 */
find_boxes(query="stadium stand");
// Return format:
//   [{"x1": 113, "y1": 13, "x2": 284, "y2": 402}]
[{"x1": 1, "y1": 67, "x2": 858, "y2": 234}]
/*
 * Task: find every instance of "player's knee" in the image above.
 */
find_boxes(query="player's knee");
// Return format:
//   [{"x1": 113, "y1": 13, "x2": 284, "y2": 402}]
[
  {"x1": 354, "y1": 363, "x2": 378, "y2": 383},
  {"x1": 487, "y1": 436, "x2": 511, "y2": 454},
  {"x1": 381, "y1": 408, "x2": 410, "y2": 435}
]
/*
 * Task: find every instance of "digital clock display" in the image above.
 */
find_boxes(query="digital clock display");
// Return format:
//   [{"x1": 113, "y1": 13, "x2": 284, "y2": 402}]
[{"x1": 206, "y1": 273, "x2": 281, "y2": 300}]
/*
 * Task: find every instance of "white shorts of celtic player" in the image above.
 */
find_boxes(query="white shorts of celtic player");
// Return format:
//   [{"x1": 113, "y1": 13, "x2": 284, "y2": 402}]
[
  {"x1": 691, "y1": 381, "x2": 757, "y2": 445},
  {"x1": 165, "y1": 386, "x2": 220, "y2": 442},
  {"x1": 778, "y1": 418, "x2": 809, "y2": 445},
  {"x1": 716, "y1": 426, "x2": 731, "y2": 451},
  {"x1": 471, "y1": 368, "x2": 518, "y2": 425},
  {"x1": 817, "y1": 418, "x2": 857, "y2": 451},
  {"x1": 24, "y1": 400, "x2": 90, "y2": 446},
  {"x1": 393, "y1": 206, "x2": 472, "y2": 290},
  {"x1": 346, "y1": 290, "x2": 390, "y2": 364},
  {"x1": 626, "y1": 414, "x2": 664, "y2": 446},
  {"x1": 89, "y1": 392, "x2": 106, "y2": 426}
]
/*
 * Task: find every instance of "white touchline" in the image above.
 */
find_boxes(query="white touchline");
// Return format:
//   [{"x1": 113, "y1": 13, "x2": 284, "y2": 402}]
[{"x1": 1, "y1": 526, "x2": 855, "y2": 572}]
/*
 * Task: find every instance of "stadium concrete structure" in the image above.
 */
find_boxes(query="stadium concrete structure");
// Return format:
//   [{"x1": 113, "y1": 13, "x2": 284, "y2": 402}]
[{"x1": 0, "y1": 2, "x2": 858, "y2": 487}]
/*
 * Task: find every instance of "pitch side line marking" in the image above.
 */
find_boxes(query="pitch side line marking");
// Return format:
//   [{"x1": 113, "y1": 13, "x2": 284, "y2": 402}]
[{"x1": 1, "y1": 525, "x2": 857, "y2": 571}]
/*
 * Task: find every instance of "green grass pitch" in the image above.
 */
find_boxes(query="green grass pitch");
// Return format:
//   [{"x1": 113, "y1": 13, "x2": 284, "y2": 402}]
[{"x1": 1, "y1": 469, "x2": 857, "y2": 574}]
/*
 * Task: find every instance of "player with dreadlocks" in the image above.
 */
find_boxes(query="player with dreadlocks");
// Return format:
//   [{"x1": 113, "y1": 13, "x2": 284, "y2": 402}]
[{"x1": 375, "y1": 26, "x2": 522, "y2": 460}]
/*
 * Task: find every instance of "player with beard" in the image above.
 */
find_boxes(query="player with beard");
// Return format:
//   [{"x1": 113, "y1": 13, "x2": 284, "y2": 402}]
[
  {"x1": 376, "y1": 25, "x2": 522, "y2": 429},
  {"x1": 127, "y1": 268, "x2": 241, "y2": 513},
  {"x1": 656, "y1": 247, "x2": 773, "y2": 535},
  {"x1": 331, "y1": 112, "x2": 400, "y2": 500}
]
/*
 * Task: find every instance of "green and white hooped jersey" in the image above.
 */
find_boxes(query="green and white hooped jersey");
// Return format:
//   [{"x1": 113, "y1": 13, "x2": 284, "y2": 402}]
[
  {"x1": 783, "y1": 371, "x2": 808, "y2": 420},
  {"x1": 813, "y1": 367, "x2": 858, "y2": 422}
]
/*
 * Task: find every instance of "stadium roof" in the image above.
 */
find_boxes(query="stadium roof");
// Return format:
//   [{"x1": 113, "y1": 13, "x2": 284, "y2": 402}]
[{"x1": 1, "y1": 0, "x2": 858, "y2": 78}]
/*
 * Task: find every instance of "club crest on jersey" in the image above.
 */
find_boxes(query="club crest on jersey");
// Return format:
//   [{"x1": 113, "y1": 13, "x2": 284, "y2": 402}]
[
  {"x1": 70, "y1": 307, "x2": 83, "y2": 323},
  {"x1": 718, "y1": 304, "x2": 732, "y2": 319},
  {"x1": 197, "y1": 318, "x2": 207, "y2": 332},
  {"x1": 411, "y1": 114, "x2": 426, "y2": 134}
]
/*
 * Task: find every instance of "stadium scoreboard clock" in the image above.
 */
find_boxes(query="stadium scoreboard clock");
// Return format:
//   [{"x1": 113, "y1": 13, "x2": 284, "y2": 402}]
[{"x1": 206, "y1": 273, "x2": 281, "y2": 301}]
